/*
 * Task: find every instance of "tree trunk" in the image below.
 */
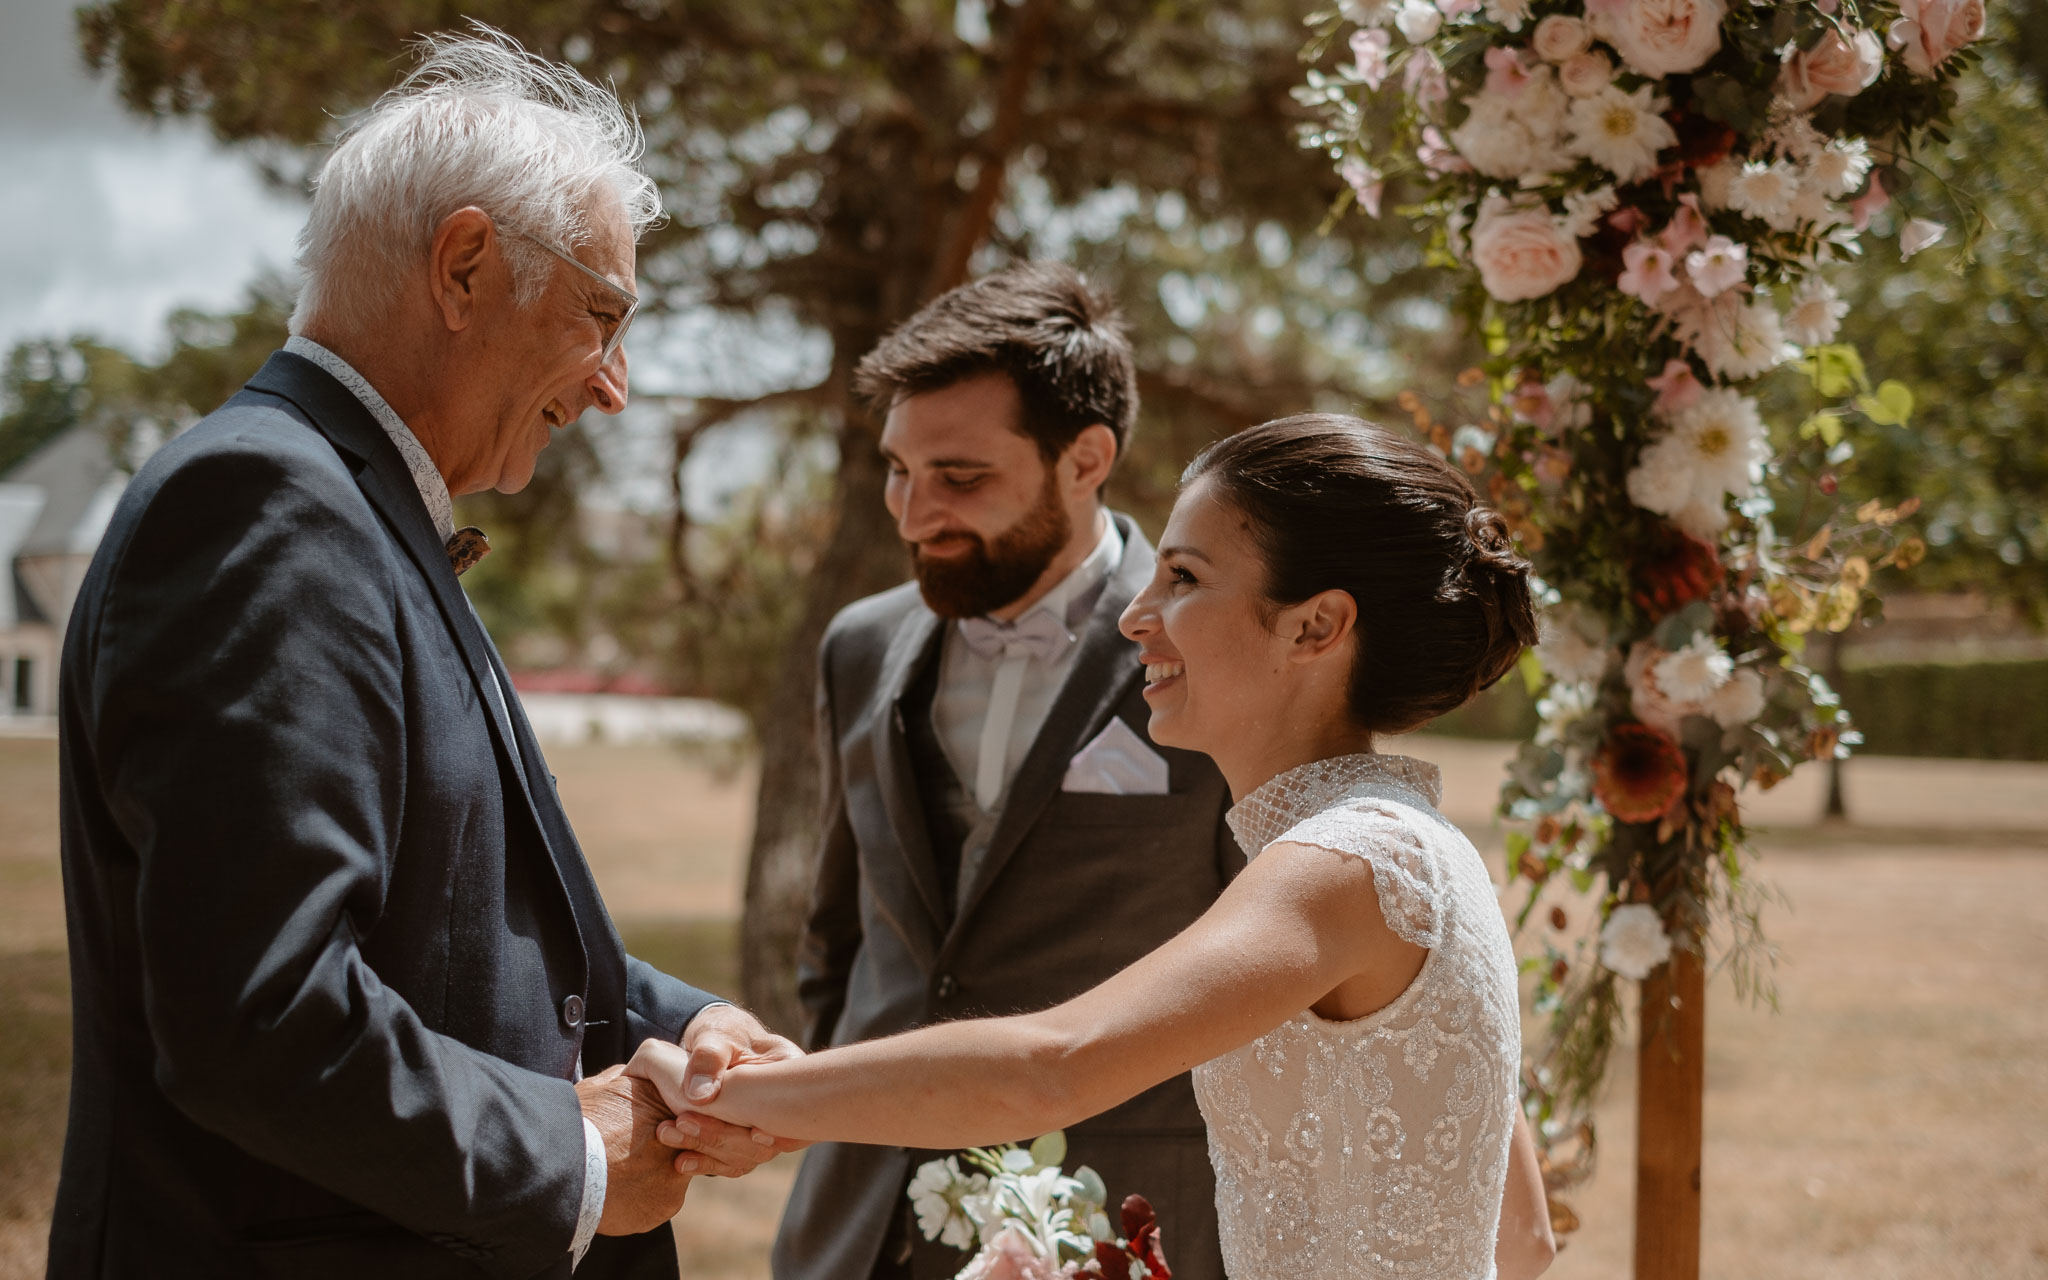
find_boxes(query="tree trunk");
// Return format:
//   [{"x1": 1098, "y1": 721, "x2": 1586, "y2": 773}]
[
  {"x1": 736, "y1": 402, "x2": 905, "y2": 1034},
  {"x1": 1633, "y1": 942, "x2": 1706, "y2": 1280},
  {"x1": 731, "y1": 4, "x2": 1056, "y2": 1033},
  {"x1": 1822, "y1": 629, "x2": 1849, "y2": 820}
]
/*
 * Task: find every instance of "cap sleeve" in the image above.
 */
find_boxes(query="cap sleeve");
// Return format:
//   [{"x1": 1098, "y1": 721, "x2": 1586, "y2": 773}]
[{"x1": 1274, "y1": 799, "x2": 1445, "y2": 949}]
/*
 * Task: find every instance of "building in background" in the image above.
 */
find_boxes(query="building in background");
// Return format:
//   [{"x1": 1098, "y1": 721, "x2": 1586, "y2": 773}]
[{"x1": 0, "y1": 426, "x2": 125, "y2": 726}]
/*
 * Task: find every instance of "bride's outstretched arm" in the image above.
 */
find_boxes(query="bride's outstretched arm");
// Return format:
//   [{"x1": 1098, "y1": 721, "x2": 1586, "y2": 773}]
[{"x1": 627, "y1": 838, "x2": 1423, "y2": 1150}]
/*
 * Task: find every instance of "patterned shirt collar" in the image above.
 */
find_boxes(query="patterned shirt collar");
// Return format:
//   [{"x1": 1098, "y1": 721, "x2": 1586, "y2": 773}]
[
  {"x1": 1225, "y1": 752, "x2": 1445, "y2": 853},
  {"x1": 284, "y1": 336, "x2": 455, "y2": 541}
]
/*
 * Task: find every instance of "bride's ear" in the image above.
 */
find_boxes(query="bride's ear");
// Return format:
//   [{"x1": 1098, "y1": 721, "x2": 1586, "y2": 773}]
[{"x1": 1281, "y1": 589, "x2": 1357, "y2": 664}]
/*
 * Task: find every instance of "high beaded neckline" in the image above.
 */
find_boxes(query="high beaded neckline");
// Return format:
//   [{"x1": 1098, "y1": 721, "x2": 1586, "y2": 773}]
[{"x1": 1225, "y1": 752, "x2": 1444, "y2": 854}]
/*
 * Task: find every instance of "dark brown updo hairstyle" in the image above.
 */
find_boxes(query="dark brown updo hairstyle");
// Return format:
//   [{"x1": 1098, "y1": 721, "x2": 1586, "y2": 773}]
[{"x1": 1184, "y1": 414, "x2": 1539, "y2": 737}]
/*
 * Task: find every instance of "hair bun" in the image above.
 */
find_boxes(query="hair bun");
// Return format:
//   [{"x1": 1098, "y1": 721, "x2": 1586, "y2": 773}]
[{"x1": 1463, "y1": 506, "x2": 1527, "y2": 575}]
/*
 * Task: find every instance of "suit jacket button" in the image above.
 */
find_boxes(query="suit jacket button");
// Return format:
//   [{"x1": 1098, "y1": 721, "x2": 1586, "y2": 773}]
[
  {"x1": 934, "y1": 974, "x2": 958, "y2": 999},
  {"x1": 561, "y1": 994, "x2": 585, "y2": 1029}
]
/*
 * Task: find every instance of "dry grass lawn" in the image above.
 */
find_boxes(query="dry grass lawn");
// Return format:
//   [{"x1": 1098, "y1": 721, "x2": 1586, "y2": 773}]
[{"x1": 2, "y1": 734, "x2": 2044, "y2": 1278}]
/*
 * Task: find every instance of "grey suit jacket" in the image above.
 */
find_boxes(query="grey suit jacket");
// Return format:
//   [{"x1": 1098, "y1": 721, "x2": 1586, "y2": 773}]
[{"x1": 773, "y1": 514, "x2": 1240, "y2": 1280}]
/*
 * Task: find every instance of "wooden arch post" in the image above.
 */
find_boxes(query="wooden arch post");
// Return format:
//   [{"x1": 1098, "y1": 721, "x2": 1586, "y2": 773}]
[{"x1": 1633, "y1": 941, "x2": 1706, "y2": 1280}]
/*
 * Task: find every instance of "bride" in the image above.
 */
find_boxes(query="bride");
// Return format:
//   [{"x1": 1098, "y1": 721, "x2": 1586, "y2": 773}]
[{"x1": 637, "y1": 414, "x2": 1555, "y2": 1279}]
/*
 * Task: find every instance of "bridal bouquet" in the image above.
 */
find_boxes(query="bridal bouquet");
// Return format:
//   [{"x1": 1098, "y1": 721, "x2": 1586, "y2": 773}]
[
  {"x1": 908, "y1": 1132, "x2": 1172, "y2": 1280},
  {"x1": 1296, "y1": 0, "x2": 1976, "y2": 1192}
]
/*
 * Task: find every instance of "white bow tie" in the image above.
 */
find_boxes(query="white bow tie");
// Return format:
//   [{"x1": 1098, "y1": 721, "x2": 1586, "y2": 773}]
[
  {"x1": 956, "y1": 608, "x2": 1074, "y2": 664},
  {"x1": 955, "y1": 607, "x2": 1075, "y2": 811}
]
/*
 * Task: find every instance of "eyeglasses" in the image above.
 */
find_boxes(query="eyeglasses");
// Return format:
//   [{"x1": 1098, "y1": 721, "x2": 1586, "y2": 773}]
[{"x1": 509, "y1": 227, "x2": 640, "y2": 366}]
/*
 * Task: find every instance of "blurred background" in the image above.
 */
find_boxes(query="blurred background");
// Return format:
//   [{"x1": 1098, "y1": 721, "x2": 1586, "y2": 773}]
[{"x1": 1, "y1": 0, "x2": 2043, "y2": 1275}]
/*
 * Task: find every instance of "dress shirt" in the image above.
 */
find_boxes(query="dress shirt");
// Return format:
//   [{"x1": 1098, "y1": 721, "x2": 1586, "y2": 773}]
[
  {"x1": 280, "y1": 336, "x2": 607, "y2": 1267},
  {"x1": 933, "y1": 512, "x2": 1123, "y2": 812},
  {"x1": 283, "y1": 337, "x2": 456, "y2": 542}
]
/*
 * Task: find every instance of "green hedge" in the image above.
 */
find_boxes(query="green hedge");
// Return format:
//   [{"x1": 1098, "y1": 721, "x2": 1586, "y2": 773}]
[
  {"x1": 1836, "y1": 657, "x2": 2048, "y2": 761},
  {"x1": 1426, "y1": 657, "x2": 2048, "y2": 762}
]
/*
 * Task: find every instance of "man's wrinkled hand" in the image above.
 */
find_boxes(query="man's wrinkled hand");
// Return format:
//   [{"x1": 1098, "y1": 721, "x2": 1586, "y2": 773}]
[
  {"x1": 628, "y1": 1006, "x2": 807, "y2": 1176},
  {"x1": 575, "y1": 1064, "x2": 691, "y2": 1235}
]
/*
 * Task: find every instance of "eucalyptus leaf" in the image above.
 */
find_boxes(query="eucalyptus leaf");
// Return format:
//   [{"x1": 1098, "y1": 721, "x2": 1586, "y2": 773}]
[
  {"x1": 1028, "y1": 1131, "x2": 1067, "y2": 1171},
  {"x1": 1653, "y1": 600, "x2": 1717, "y2": 649}
]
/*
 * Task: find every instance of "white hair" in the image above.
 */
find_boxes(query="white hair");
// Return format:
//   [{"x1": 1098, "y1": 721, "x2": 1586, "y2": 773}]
[{"x1": 289, "y1": 26, "x2": 662, "y2": 333}]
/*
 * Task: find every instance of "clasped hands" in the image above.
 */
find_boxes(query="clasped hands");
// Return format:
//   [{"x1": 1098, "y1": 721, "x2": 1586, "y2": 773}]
[{"x1": 573, "y1": 1004, "x2": 805, "y2": 1235}]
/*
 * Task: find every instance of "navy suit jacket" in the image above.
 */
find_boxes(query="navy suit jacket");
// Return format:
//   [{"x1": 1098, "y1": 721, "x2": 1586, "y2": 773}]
[{"x1": 48, "y1": 352, "x2": 717, "y2": 1279}]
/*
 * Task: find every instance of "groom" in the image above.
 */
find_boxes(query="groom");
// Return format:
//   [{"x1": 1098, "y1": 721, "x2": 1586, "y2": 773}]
[
  {"x1": 773, "y1": 263, "x2": 1239, "y2": 1280},
  {"x1": 48, "y1": 33, "x2": 795, "y2": 1279}
]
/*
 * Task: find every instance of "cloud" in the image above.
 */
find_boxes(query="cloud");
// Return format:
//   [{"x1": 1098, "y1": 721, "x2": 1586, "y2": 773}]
[{"x1": 0, "y1": 0, "x2": 304, "y2": 357}]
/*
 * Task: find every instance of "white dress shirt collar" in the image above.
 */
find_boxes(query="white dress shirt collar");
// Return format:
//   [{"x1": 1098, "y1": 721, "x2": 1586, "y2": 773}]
[
  {"x1": 283, "y1": 336, "x2": 456, "y2": 542},
  {"x1": 989, "y1": 509, "x2": 1123, "y2": 636}
]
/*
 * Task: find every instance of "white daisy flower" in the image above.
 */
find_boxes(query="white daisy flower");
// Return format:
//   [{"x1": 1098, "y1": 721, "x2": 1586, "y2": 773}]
[
  {"x1": 1566, "y1": 84, "x2": 1678, "y2": 185},
  {"x1": 1727, "y1": 160, "x2": 1802, "y2": 230},
  {"x1": 1654, "y1": 633, "x2": 1734, "y2": 702},
  {"x1": 1677, "y1": 292, "x2": 1790, "y2": 380},
  {"x1": 1784, "y1": 278, "x2": 1850, "y2": 346},
  {"x1": 1807, "y1": 138, "x2": 1873, "y2": 198},
  {"x1": 1671, "y1": 387, "x2": 1767, "y2": 497}
]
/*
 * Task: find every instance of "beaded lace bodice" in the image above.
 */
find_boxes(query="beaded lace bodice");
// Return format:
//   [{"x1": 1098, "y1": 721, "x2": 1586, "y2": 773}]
[{"x1": 1193, "y1": 753, "x2": 1521, "y2": 1280}]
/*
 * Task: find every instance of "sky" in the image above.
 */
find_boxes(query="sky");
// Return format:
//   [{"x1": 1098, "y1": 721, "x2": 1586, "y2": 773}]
[
  {"x1": 0, "y1": 0, "x2": 826, "y2": 514},
  {"x1": 0, "y1": 0, "x2": 305, "y2": 359}
]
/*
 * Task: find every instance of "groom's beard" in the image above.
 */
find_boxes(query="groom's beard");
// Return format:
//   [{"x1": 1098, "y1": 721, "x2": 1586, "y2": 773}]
[{"x1": 909, "y1": 470, "x2": 1072, "y2": 621}]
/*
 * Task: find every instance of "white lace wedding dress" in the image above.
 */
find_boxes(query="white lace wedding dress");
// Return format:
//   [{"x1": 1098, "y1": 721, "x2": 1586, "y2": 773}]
[{"x1": 1192, "y1": 753, "x2": 1522, "y2": 1279}]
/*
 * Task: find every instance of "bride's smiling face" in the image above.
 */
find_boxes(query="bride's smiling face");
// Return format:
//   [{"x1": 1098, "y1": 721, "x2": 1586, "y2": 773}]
[{"x1": 1120, "y1": 478, "x2": 1356, "y2": 774}]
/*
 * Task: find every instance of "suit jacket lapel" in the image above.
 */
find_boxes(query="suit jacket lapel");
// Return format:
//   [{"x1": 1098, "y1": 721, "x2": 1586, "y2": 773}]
[
  {"x1": 951, "y1": 515, "x2": 1153, "y2": 932},
  {"x1": 872, "y1": 608, "x2": 951, "y2": 938},
  {"x1": 243, "y1": 353, "x2": 583, "y2": 928}
]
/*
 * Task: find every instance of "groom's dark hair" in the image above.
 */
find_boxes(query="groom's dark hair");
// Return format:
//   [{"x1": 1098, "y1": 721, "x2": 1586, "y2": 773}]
[{"x1": 854, "y1": 261, "x2": 1137, "y2": 469}]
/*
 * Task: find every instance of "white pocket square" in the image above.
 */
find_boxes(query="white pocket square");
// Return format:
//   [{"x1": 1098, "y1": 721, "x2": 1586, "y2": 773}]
[{"x1": 1061, "y1": 718, "x2": 1170, "y2": 795}]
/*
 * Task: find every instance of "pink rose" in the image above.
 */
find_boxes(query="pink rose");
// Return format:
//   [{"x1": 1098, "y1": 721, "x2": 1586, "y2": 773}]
[
  {"x1": 1533, "y1": 14, "x2": 1593, "y2": 61},
  {"x1": 960, "y1": 1227, "x2": 1061, "y2": 1280},
  {"x1": 1471, "y1": 200, "x2": 1584, "y2": 302},
  {"x1": 1558, "y1": 48, "x2": 1615, "y2": 95},
  {"x1": 1603, "y1": 0, "x2": 1729, "y2": 77},
  {"x1": 1889, "y1": 0, "x2": 1983, "y2": 76},
  {"x1": 1778, "y1": 28, "x2": 1884, "y2": 109}
]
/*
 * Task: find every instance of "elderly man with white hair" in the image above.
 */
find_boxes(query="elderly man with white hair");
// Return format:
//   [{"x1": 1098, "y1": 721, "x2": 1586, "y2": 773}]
[{"x1": 47, "y1": 31, "x2": 798, "y2": 1280}]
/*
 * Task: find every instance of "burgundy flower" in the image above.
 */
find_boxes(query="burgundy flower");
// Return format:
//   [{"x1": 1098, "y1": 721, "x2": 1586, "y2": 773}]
[
  {"x1": 1121, "y1": 1196, "x2": 1172, "y2": 1279},
  {"x1": 1593, "y1": 723, "x2": 1689, "y2": 823},
  {"x1": 1670, "y1": 108, "x2": 1737, "y2": 168},
  {"x1": 1632, "y1": 526, "x2": 1723, "y2": 619}
]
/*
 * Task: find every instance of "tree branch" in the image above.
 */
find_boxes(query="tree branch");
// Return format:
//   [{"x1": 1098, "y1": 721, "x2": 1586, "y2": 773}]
[{"x1": 922, "y1": 0, "x2": 1059, "y2": 299}]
